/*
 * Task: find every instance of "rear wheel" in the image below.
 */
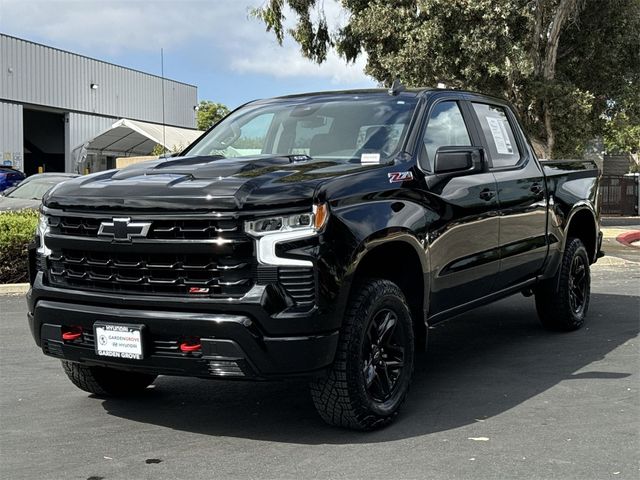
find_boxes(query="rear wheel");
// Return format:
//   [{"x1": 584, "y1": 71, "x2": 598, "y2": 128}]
[
  {"x1": 61, "y1": 360, "x2": 157, "y2": 396},
  {"x1": 535, "y1": 237, "x2": 591, "y2": 331},
  {"x1": 310, "y1": 278, "x2": 415, "y2": 430}
]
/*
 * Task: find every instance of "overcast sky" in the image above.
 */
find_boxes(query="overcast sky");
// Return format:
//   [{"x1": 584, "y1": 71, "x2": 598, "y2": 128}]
[{"x1": 0, "y1": 0, "x2": 376, "y2": 108}]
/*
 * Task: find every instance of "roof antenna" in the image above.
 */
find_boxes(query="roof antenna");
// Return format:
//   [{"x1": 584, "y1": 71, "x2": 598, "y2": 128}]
[{"x1": 388, "y1": 78, "x2": 405, "y2": 96}]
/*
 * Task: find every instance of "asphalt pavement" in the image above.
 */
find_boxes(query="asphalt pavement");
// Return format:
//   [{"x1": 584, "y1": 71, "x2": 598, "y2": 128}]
[{"x1": 1, "y1": 252, "x2": 638, "y2": 479}]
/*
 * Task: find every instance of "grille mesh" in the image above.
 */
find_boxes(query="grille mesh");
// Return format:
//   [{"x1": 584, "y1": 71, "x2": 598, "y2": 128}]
[
  {"x1": 51, "y1": 216, "x2": 241, "y2": 240},
  {"x1": 45, "y1": 215, "x2": 254, "y2": 297}
]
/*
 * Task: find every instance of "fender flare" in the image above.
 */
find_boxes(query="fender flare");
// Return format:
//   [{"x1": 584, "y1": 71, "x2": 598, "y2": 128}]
[
  {"x1": 334, "y1": 229, "x2": 430, "y2": 325},
  {"x1": 562, "y1": 202, "x2": 599, "y2": 260}
]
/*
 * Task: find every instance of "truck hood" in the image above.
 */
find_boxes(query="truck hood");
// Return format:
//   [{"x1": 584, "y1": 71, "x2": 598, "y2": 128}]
[{"x1": 44, "y1": 155, "x2": 380, "y2": 212}]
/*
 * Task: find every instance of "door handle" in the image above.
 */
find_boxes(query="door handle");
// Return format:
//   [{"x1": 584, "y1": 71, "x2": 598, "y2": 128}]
[
  {"x1": 479, "y1": 189, "x2": 496, "y2": 201},
  {"x1": 530, "y1": 183, "x2": 544, "y2": 195}
]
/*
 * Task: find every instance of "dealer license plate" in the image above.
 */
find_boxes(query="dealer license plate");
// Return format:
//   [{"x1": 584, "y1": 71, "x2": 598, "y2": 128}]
[{"x1": 94, "y1": 324, "x2": 144, "y2": 360}]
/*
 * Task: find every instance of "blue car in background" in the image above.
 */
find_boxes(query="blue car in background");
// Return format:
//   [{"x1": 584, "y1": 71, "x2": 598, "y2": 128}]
[{"x1": 0, "y1": 167, "x2": 26, "y2": 192}]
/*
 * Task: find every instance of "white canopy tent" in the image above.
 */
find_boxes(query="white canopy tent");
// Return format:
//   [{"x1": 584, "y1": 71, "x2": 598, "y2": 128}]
[{"x1": 72, "y1": 118, "x2": 202, "y2": 172}]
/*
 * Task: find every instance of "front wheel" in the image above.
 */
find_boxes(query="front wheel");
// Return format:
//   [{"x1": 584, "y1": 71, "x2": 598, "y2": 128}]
[
  {"x1": 61, "y1": 360, "x2": 157, "y2": 396},
  {"x1": 535, "y1": 237, "x2": 591, "y2": 331},
  {"x1": 310, "y1": 278, "x2": 415, "y2": 430}
]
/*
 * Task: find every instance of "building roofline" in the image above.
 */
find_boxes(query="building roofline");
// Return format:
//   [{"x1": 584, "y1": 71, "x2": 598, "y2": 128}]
[{"x1": 0, "y1": 33, "x2": 198, "y2": 89}]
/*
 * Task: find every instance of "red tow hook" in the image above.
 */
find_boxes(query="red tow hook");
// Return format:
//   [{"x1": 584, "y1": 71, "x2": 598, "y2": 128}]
[
  {"x1": 62, "y1": 326, "x2": 83, "y2": 341},
  {"x1": 180, "y1": 340, "x2": 201, "y2": 353}
]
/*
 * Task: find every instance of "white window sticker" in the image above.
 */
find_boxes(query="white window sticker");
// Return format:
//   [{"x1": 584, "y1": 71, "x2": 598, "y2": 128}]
[
  {"x1": 360, "y1": 153, "x2": 380, "y2": 165},
  {"x1": 486, "y1": 117, "x2": 514, "y2": 155}
]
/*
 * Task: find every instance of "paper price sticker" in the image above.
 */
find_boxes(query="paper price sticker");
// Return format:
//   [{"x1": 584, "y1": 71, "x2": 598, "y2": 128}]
[{"x1": 486, "y1": 117, "x2": 513, "y2": 155}]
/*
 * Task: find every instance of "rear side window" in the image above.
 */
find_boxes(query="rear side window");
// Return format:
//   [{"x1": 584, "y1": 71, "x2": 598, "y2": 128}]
[
  {"x1": 420, "y1": 101, "x2": 471, "y2": 171},
  {"x1": 472, "y1": 103, "x2": 520, "y2": 167}
]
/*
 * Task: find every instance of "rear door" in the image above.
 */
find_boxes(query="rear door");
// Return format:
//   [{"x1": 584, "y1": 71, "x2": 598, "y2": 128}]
[
  {"x1": 468, "y1": 100, "x2": 548, "y2": 290},
  {"x1": 416, "y1": 97, "x2": 501, "y2": 316}
]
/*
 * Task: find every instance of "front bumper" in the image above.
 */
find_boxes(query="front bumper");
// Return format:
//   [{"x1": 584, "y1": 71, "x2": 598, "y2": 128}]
[{"x1": 27, "y1": 275, "x2": 340, "y2": 379}]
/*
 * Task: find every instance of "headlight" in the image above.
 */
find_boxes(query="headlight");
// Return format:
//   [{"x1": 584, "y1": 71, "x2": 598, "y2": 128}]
[
  {"x1": 36, "y1": 213, "x2": 51, "y2": 257},
  {"x1": 245, "y1": 204, "x2": 328, "y2": 237}
]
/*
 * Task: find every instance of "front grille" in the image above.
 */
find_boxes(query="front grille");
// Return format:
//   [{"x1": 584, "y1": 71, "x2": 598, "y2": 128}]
[
  {"x1": 48, "y1": 249, "x2": 253, "y2": 296},
  {"x1": 51, "y1": 216, "x2": 240, "y2": 240},
  {"x1": 45, "y1": 214, "x2": 255, "y2": 297},
  {"x1": 279, "y1": 267, "x2": 316, "y2": 306}
]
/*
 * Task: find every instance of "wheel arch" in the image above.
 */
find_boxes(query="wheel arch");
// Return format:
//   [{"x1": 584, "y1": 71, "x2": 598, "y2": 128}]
[
  {"x1": 341, "y1": 233, "x2": 429, "y2": 350},
  {"x1": 564, "y1": 206, "x2": 598, "y2": 263}
]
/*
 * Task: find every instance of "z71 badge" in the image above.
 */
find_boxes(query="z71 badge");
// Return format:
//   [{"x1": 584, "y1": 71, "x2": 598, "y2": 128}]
[{"x1": 388, "y1": 171, "x2": 414, "y2": 183}]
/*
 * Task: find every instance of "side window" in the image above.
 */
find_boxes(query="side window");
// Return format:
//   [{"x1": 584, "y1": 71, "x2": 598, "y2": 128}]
[
  {"x1": 472, "y1": 103, "x2": 521, "y2": 167},
  {"x1": 420, "y1": 101, "x2": 471, "y2": 171}
]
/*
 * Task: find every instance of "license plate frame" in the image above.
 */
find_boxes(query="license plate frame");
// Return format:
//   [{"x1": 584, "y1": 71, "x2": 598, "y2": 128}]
[{"x1": 94, "y1": 323, "x2": 145, "y2": 360}]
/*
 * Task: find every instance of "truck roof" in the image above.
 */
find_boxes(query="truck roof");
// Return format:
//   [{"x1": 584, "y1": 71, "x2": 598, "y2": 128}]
[{"x1": 261, "y1": 87, "x2": 509, "y2": 105}]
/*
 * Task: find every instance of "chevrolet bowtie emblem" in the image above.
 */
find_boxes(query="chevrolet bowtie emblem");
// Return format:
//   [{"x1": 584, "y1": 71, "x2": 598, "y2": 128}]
[{"x1": 98, "y1": 217, "x2": 151, "y2": 242}]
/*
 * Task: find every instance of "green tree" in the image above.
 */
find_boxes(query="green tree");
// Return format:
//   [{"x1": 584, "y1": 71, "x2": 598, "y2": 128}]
[
  {"x1": 602, "y1": 83, "x2": 640, "y2": 155},
  {"x1": 196, "y1": 100, "x2": 229, "y2": 130},
  {"x1": 253, "y1": 0, "x2": 640, "y2": 159},
  {"x1": 151, "y1": 143, "x2": 186, "y2": 157},
  {"x1": 151, "y1": 143, "x2": 166, "y2": 156}
]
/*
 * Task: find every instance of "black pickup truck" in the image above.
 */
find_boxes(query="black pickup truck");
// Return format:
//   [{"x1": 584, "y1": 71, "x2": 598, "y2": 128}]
[{"x1": 27, "y1": 87, "x2": 602, "y2": 430}]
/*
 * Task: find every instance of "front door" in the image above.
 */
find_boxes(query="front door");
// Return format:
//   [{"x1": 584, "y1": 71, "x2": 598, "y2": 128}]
[{"x1": 417, "y1": 98, "x2": 501, "y2": 317}]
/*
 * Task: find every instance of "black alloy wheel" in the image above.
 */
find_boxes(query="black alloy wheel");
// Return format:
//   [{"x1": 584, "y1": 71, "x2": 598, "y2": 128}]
[
  {"x1": 569, "y1": 254, "x2": 588, "y2": 315},
  {"x1": 535, "y1": 237, "x2": 591, "y2": 331},
  {"x1": 362, "y1": 309, "x2": 407, "y2": 403}
]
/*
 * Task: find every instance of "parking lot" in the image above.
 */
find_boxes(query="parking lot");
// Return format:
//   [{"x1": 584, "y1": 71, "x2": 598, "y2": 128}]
[{"x1": 1, "y1": 248, "x2": 638, "y2": 480}]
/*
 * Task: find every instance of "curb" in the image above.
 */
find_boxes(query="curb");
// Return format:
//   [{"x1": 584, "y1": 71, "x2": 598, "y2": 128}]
[
  {"x1": 0, "y1": 283, "x2": 29, "y2": 295},
  {"x1": 601, "y1": 227, "x2": 635, "y2": 239},
  {"x1": 601, "y1": 216, "x2": 640, "y2": 227},
  {"x1": 616, "y1": 230, "x2": 640, "y2": 248}
]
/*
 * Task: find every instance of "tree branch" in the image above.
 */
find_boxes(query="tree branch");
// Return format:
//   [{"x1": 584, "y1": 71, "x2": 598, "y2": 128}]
[
  {"x1": 531, "y1": 0, "x2": 544, "y2": 76},
  {"x1": 541, "y1": 0, "x2": 583, "y2": 156},
  {"x1": 543, "y1": 0, "x2": 580, "y2": 80}
]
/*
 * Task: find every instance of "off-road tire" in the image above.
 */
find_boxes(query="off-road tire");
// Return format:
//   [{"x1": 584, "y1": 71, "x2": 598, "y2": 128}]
[
  {"x1": 535, "y1": 237, "x2": 591, "y2": 331},
  {"x1": 61, "y1": 360, "x2": 157, "y2": 396},
  {"x1": 310, "y1": 278, "x2": 415, "y2": 430}
]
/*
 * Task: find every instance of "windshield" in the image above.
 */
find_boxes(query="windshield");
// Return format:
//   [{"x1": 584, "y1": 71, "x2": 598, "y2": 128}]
[
  {"x1": 187, "y1": 94, "x2": 419, "y2": 162},
  {"x1": 7, "y1": 177, "x2": 70, "y2": 200}
]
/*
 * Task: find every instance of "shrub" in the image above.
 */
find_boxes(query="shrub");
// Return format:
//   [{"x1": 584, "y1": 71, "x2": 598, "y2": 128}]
[{"x1": 0, "y1": 210, "x2": 38, "y2": 284}]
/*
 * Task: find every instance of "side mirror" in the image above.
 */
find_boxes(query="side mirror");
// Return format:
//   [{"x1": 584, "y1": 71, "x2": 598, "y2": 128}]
[{"x1": 434, "y1": 146, "x2": 485, "y2": 175}]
